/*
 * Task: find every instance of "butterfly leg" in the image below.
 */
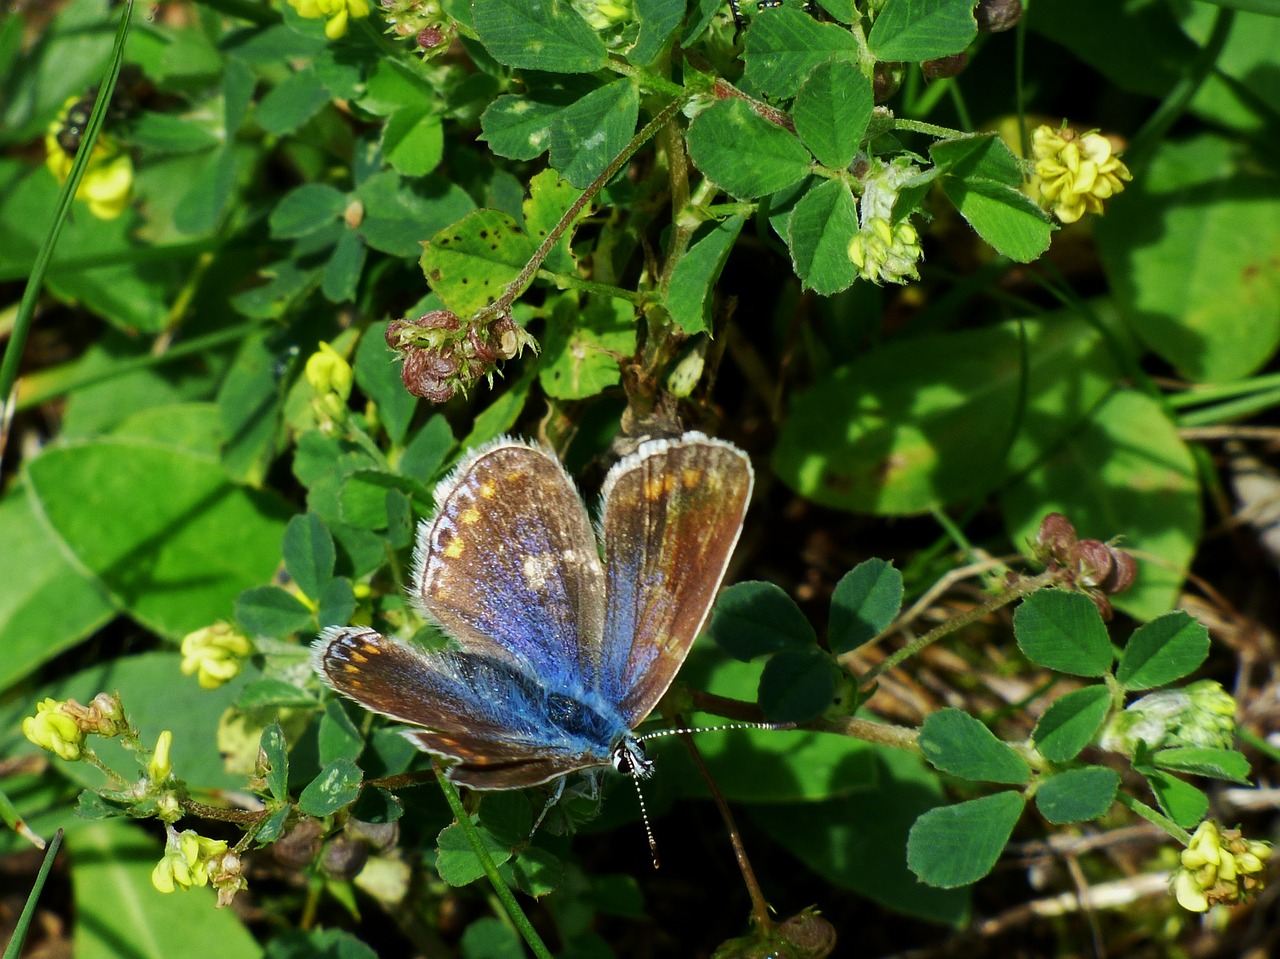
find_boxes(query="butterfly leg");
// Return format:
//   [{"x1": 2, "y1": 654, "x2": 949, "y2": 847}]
[{"x1": 531, "y1": 776, "x2": 568, "y2": 836}]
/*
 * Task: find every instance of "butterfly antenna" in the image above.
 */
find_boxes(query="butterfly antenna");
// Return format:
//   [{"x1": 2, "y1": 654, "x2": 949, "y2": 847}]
[
  {"x1": 636, "y1": 720, "x2": 796, "y2": 744},
  {"x1": 630, "y1": 775, "x2": 660, "y2": 869},
  {"x1": 628, "y1": 722, "x2": 796, "y2": 869}
]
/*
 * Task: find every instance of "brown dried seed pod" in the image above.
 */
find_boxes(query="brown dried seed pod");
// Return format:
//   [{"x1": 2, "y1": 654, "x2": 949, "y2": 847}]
[
  {"x1": 975, "y1": 0, "x2": 1022, "y2": 32},
  {"x1": 922, "y1": 52, "x2": 969, "y2": 80}
]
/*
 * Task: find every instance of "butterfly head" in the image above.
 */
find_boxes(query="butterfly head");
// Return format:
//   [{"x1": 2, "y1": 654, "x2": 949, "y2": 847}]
[{"x1": 610, "y1": 735, "x2": 654, "y2": 780}]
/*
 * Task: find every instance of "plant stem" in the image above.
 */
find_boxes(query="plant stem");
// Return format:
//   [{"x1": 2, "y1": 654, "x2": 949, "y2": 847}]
[
  {"x1": 687, "y1": 691, "x2": 922, "y2": 753},
  {"x1": 816, "y1": 715, "x2": 922, "y2": 752},
  {"x1": 17, "y1": 321, "x2": 263, "y2": 411},
  {"x1": 534, "y1": 270, "x2": 650, "y2": 304},
  {"x1": 2, "y1": 830, "x2": 63, "y2": 959},
  {"x1": 679, "y1": 732, "x2": 773, "y2": 931},
  {"x1": 1115, "y1": 792, "x2": 1193, "y2": 845},
  {"x1": 1124, "y1": 6, "x2": 1234, "y2": 170},
  {"x1": 78, "y1": 746, "x2": 128, "y2": 789},
  {"x1": 477, "y1": 97, "x2": 687, "y2": 326},
  {"x1": 860, "y1": 571, "x2": 1058, "y2": 687},
  {"x1": 890, "y1": 118, "x2": 971, "y2": 139},
  {"x1": 0, "y1": 0, "x2": 132, "y2": 438},
  {"x1": 179, "y1": 797, "x2": 270, "y2": 827},
  {"x1": 434, "y1": 766, "x2": 555, "y2": 959}
]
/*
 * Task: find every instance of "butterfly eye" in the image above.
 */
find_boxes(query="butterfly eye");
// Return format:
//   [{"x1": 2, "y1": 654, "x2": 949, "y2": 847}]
[{"x1": 611, "y1": 738, "x2": 654, "y2": 779}]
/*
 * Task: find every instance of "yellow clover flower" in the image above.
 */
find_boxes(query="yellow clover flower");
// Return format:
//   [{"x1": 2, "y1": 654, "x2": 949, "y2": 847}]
[
  {"x1": 570, "y1": 0, "x2": 633, "y2": 30},
  {"x1": 1172, "y1": 821, "x2": 1272, "y2": 912},
  {"x1": 1030, "y1": 124, "x2": 1132, "y2": 224},
  {"x1": 848, "y1": 216, "x2": 922, "y2": 285},
  {"x1": 288, "y1": 0, "x2": 371, "y2": 40},
  {"x1": 305, "y1": 341, "x2": 355, "y2": 427},
  {"x1": 305, "y1": 341, "x2": 354, "y2": 401},
  {"x1": 45, "y1": 98, "x2": 134, "y2": 220},
  {"x1": 181, "y1": 624, "x2": 253, "y2": 689},
  {"x1": 152, "y1": 828, "x2": 229, "y2": 894},
  {"x1": 22, "y1": 698, "x2": 87, "y2": 761}
]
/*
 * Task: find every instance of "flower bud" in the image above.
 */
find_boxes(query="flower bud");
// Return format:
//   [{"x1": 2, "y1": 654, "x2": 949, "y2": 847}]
[
  {"x1": 322, "y1": 834, "x2": 370, "y2": 880},
  {"x1": 1074, "y1": 539, "x2": 1115, "y2": 588},
  {"x1": 1101, "y1": 680, "x2": 1237, "y2": 755},
  {"x1": 149, "y1": 730, "x2": 174, "y2": 783},
  {"x1": 1035, "y1": 512, "x2": 1078, "y2": 564},
  {"x1": 155, "y1": 791, "x2": 182, "y2": 823},
  {"x1": 86, "y1": 692, "x2": 128, "y2": 737},
  {"x1": 873, "y1": 62, "x2": 905, "y2": 103},
  {"x1": 274, "y1": 819, "x2": 324, "y2": 869},
  {"x1": 305, "y1": 342, "x2": 354, "y2": 402},
  {"x1": 346, "y1": 818, "x2": 400, "y2": 851},
  {"x1": 208, "y1": 850, "x2": 248, "y2": 908}
]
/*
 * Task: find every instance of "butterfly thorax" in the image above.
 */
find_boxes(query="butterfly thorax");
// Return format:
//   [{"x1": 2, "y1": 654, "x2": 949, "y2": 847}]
[{"x1": 543, "y1": 689, "x2": 632, "y2": 757}]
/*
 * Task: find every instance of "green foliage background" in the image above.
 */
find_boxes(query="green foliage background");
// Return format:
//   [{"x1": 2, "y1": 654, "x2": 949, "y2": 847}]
[{"x1": 2, "y1": 0, "x2": 1278, "y2": 956}]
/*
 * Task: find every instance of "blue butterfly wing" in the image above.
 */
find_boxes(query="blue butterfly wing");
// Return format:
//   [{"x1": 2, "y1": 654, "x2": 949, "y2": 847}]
[
  {"x1": 598, "y1": 434, "x2": 753, "y2": 727},
  {"x1": 314, "y1": 627, "x2": 613, "y2": 788},
  {"x1": 412, "y1": 439, "x2": 607, "y2": 688}
]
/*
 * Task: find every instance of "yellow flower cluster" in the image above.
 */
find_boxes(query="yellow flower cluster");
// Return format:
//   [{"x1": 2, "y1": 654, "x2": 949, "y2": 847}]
[
  {"x1": 1172, "y1": 821, "x2": 1271, "y2": 912},
  {"x1": 304, "y1": 341, "x2": 355, "y2": 428},
  {"x1": 152, "y1": 825, "x2": 246, "y2": 905},
  {"x1": 288, "y1": 0, "x2": 372, "y2": 40},
  {"x1": 22, "y1": 698, "x2": 86, "y2": 761},
  {"x1": 152, "y1": 827, "x2": 228, "y2": 893},
  {"x1": 22, "y1": 693, "x2": 129, "y2": 760},
  {"x1": 181, "y1": 623, "x2": 254, "y2": 689},
  {"x1": 570, "y1": 0, "x2": 633, "y2": 30},
  {"x1": 848, "y1": 216, "x2": 922, "y2": 285},
  {"x1": 1030, "y1": 124, "x2": 1132, "y2": 224},
  {"x1": 44, "y1": 98, "x2": 133, "y2": 220}
]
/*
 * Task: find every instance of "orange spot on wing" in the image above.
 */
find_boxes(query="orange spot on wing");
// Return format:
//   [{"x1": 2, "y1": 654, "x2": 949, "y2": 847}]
[{"x1": 644, "y1": 475, "x2": 676, "y2": 500}]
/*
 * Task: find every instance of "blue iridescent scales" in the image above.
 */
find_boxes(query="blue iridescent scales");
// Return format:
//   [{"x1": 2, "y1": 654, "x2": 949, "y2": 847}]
[{"x1": 313, "y1": 431, "x2": 753, "y2": 790}]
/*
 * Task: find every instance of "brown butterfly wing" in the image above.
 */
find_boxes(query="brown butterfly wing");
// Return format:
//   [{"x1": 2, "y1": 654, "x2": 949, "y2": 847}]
[{"x1": 598, "y1": 434, "x2": 753, "y2": 726}]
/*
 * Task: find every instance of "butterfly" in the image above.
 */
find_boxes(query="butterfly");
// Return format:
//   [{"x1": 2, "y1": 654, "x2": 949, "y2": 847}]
[{"x1": 313, "y1": 431, "x2": 754, "y2": 790}]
